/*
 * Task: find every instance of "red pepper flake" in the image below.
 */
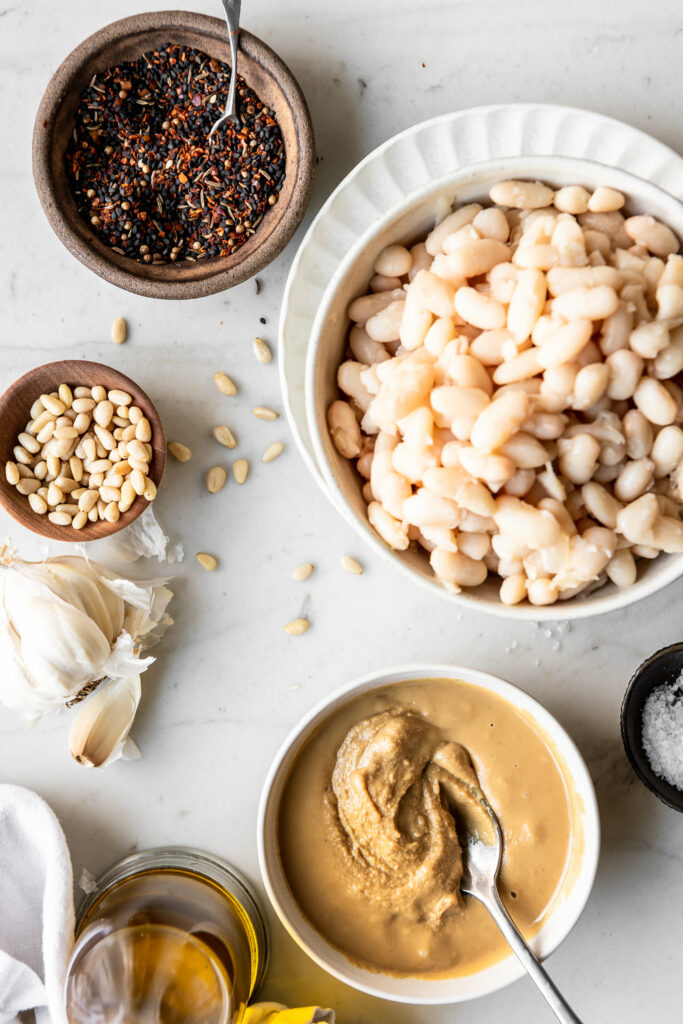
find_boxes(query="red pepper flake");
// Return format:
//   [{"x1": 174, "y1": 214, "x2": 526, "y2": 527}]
[{"x1": 178, "y1": 172, "x2": 188, "y2": 184}]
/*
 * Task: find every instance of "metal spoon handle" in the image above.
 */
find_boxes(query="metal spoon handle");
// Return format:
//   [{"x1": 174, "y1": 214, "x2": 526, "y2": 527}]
[{"x1": 480, "y1": 886, "x2": 584, "y2": 1024}]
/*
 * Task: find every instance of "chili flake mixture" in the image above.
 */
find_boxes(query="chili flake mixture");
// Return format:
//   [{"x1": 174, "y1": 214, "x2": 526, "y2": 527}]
[{"x1": 65, "y1": 43, "x2": 286, "y2": 264}]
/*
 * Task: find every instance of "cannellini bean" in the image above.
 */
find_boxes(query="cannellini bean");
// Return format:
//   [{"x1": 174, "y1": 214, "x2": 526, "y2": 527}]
[
  {"x1": 422, "y1": 465, "x2": 468, "y2": 500},
  {"x1": 500, "y1": 573, "x2": 527, "y2": 604},
  {"x1": 487, "y1": 261, "x2": 519, "y2": 304},
  {"x1": 553, "y1": 285, "x2": 619, "y2": 321},
  {"x1": 425, "y1": 205, "x2": 483, "y2": 255},
  {"x1": 557, "y1": 433, "x2": 601, "y2": 484},
  {"x1": 623, "y1": 409, "x2": 653, "y2": 460},
  {"x1": 442, "y1": 353, "x2": 494, "y2": 395},
  {"x1": 653, "y1": 325, "x2": 683, "y2": 379},
  {"x1": 492, "y1": 347, "x2": 542, "y2": 385},
  {"x1": 629, "y1": 321, "x2": 669, "y2": 359},
  {"x1": 605, "y1": 349, "x2": 643, "y2": 400},
  {"x1": 349, "y1": 324, "x2": 390, "y2": 365},
  {"x1": 552, "y1": 216, "x2": 588, "y2": 267},
  {"x1": 507, "y1": 269, "x2": 546, "y2": 342},
  {"x1": 527, "y1": 578, "x2": 558, "y2": 605},
  {"x1": 367, "y1": 502, "x2": 409, "y2": 550},
  {"x1": 403, "y1": 488, "x2": 460, "y2": 529},
  {"x1": 651, "y1": 516, "x2": 683, "y2": 553},
  {"x1": 441, "y1": 238, "x2": 511, "y2": 278},
  {"x1": 457, "y1": 532, "x2": 491, "y2": 560},
  {"x1": 614, "y1": 458, "x2": 654, "y2": 503},
  {"x1": 494, "y1": 495, "x2": 562, "y2": 548},
  {"x1": 424, "y1": 317, "x2": 457, "y2": 356},
  {"x1": 588, "y1": 187, "x2": 625, "y2": 213},
  {"x1": 338, "y1": 361, "x2": 373, "y2": 412},
  {"x1": 411, "y1": 270, "x2": 456, "y2": 318},
  {"x1": 573, "y1": 363, "x2": 609, "y2": 410},
  {"x1": 459, "y1": 447, "x2": 515, "y2": 485},
  {"x1": 392, "y1": 444, "x2": 438, "y2": 482},
  {"x1": 504, "y1": 468, "x2": 535, "y2": 497},
  {"x1": 490, "y1": 180, "x2": 554, "y2": 209},
  {"x1": 554, "y1": 186, "x2": 591, "y2": 215},
  {"x1": 536, "y1": 319, "x2": 592, "y2": 369},
  {"x1": 651, "y1": 425, "x2": 683, "y2": 477},
  {"x1": 606, "y1": 548, "x2": 637, "y2": 587},
  {"x1": 399, "y1": 406, "x2": 434, "y2": 450},
  {"x1": 457, "y1": 482, "x2": 497, "y2": 518},
  {"x1": 578, "y1": 210, "x2": 631, "y2": 247},
  {"x1": 546, "y1": 265, "x2": 622, "y2": 296},
  {"x1": 469, "y1": 329, "x2": 513, "y2": 366},
  {"x1": 400, "y1": 294, "x2": 433, "y2": 351},
  {"x1": 616, "y1": 493, "x2": 659, "y2": 544},
  {"x1": 431, "y1": 386, "x2": 490, "y2": 437},
  {"x1": 366, "y1": 300, "x2": 406, "y2": 342},
  {"x1": 375, "y1": 244, "x2": 412, "y2": 278},
  {"x1": 624, "y1": 215, "x2": 679, "y2": 258},
  {"x1": 633, "y1": 376, "x2": 678, "y2": 425},
  {"x1": 430, "y1": 548, "x2": 487, "y2": 588},
  {"x1": 473, "y1": 207, "x2": 510, "y2": 242},
  {"x1": 408, "y1": 243, "x2": 432, "y2": 281},
  {"x1": 512, "y1": 244, "x2": 559, "y2": 270},
  {"x1": 656, "y1": 255, "x2": 683, "y2": 319},
  {"x1": 523, "y1": 412, "x2": 568, "y2": 440},
  {"x1": 328, "y1": 401, "x2": 361, "y2": 458},
  {"x1": 470, "y1": 390, "x2": 529, "y2": 452},
  {"x1": 454, "y1": 287, "x2": 506, "y2": 329},
  {"x1": 584, "y1": 230, "x2": 611, "y2": 256},
  {"x1": 348, "y1": 288, "x2": 404, "y2": 324},
  {"x1": 499, "y1": 431, "x2": 549, "y2": 468},
  {"x1": 370, "y1": 273, "x2": 402, "y2": 292}
]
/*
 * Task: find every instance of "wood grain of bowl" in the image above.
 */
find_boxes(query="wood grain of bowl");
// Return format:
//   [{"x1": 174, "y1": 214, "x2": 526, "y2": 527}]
[
  {"x1": 33, "y1": 11, "x2": 315, "y2": 299},
  {"x1": 0, "y1": 360, "x2": 166, "y2": 541}
]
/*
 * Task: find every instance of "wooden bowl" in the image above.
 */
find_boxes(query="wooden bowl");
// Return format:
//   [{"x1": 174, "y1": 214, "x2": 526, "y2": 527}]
[
  {"x1": 33, "y1": 11, "x2": 315, "y2": 299},
  {"x1": 0, "y1": 360, "x2": 166, "y2": 541}
]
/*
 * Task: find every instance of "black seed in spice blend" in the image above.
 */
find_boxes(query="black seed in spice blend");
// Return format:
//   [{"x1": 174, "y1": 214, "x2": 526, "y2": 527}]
[{"x1": 64, "y1": 43, "x2": 286, "y2": 265}]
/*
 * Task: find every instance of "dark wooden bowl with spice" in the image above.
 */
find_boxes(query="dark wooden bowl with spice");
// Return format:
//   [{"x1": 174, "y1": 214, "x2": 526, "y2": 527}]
[
  {"x1": 33, "y1": 11, "x2": 315, "y2": 299},
  {"x1": 0, "y1": 360, "x2": 166, "y2": 541}
]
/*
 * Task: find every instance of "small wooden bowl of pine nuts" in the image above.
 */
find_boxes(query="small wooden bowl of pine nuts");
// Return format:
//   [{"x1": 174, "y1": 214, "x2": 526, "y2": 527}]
[
  {"x1": 307, "y1": 157, "x2": 683, "y2": 618},
  {"x1": 0, "y1": 360, "x2": 166, "y2": 541}
]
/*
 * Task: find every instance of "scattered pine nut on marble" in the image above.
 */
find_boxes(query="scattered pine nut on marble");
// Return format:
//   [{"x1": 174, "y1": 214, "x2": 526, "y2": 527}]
[
  {"x1": 253, "y1": 337, "x2": 272, "y2": 364},
  {"x1": 168, "y1": 441, "x2": 192, "y2": 462},
  {"x1": 233, "y1": 459, "x2": 249, "y2": 484},
  {"x1": 340, "y1": 555, "x2": 364, "y2": 575},
  {"x1": 196, "y1": 552, "x2": 218, "y2": 571},
  {"x1": 284, "y1": 618, "x2": 309, "y2": 636},
  {"x1": 291, "y1": 563, "x2": 314, "y2": 582},
  {"x1": 262, "y1": 442, "x2": 284, "y2": 463},
  {"x1": 253, "y1": 406, "x2": 279, "y2": 421},
  {"x1": 214, "y1": 371, "x2": 237, "y2": 396},
  {"x1": 111, "y1": 317, "x2": 127, "y2": 344},
  {"x1": 213, "y1": 425, "x2": 237, "y2": 448},
  {"x1": 206, "y1": 466, "x2": 227, "y2": 493}
]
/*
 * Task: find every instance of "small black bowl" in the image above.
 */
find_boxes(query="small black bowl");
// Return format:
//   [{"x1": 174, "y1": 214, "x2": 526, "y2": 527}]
[{"x1": 621, "y1": 642, "x2": 683, "y2": 812}]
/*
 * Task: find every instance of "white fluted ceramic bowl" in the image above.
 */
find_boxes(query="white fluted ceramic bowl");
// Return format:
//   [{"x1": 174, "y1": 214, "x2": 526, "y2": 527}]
[
  {"x1": 258, "y1": 663, "x2": 600, "y2": 1004},
  {"x1": 304, "y1": 155, "x2": 683, "y2": 619}
]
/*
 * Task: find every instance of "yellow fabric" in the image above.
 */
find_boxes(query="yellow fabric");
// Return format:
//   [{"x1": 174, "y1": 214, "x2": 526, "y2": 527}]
[{"x1": 243, "y1": 1005, "x2": 335, "y2": 1024}]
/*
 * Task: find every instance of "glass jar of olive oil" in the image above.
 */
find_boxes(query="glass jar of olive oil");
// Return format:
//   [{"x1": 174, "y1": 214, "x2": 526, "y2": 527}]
[{"x1": 65, "y1": 847, "x2": 268, "y2": 1024}]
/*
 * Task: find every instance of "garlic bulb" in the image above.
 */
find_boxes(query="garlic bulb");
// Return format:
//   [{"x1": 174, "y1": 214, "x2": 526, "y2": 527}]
[
  {"x1": 69, "y1": 675, "x2": 141, "y2": 768},
  {"x1": 0, "y1": 545, "x2": 172, "y2": 721}
]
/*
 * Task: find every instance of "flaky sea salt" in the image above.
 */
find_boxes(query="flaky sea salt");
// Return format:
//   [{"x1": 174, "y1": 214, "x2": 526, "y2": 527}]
[{"x1": 642, "y1": 679, "x2": 683, "y2": 790}]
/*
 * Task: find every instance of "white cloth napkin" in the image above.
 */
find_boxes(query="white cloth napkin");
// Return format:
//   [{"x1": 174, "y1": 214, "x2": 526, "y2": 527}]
[{"x1": 0, "y1": 785, "x2": 74, "y2": 1024}]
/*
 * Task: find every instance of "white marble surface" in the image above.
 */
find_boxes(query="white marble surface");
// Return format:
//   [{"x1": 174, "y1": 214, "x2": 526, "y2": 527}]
[{"x1": 1, "y1": 1, "x2": 683, "y2": 1020}]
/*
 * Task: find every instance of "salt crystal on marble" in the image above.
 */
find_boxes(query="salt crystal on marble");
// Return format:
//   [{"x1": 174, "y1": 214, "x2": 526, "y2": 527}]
[
  {"x1": 543, "y1": 629, "x2": 552, "y2": 639},
  {"x1": 642, "y1": 679, "x2": 683, "y2": 790},
  {"x1": 556, "y1": 621, "x2": 571, "y2": 634},
  {"x1": 553, "y1": 641, "x2": 561, "y2": 652}
]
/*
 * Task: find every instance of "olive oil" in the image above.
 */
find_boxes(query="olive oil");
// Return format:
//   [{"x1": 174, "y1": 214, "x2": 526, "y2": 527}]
[{"x1": 65, "y1": 848, "x2": 268, "y2": 1024}]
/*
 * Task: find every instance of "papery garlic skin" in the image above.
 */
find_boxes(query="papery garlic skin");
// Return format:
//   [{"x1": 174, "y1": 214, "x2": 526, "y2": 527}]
[{"x1": 69, "y1": 674, "x2": 141, "y2": 768}]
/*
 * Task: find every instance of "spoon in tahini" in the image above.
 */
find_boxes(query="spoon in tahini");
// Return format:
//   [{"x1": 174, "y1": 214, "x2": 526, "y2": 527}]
[
  {"x1": 209, "y1": 0, "x2": 242, "y2": 140},
  {"x1": 460, "y1": 793, "x2": 585, "y2": 1024}
]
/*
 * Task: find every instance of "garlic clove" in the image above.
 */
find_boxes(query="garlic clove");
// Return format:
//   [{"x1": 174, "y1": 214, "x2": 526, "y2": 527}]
[{"x1": 69, "y1": 674, "x2": 141, "y2": 768}]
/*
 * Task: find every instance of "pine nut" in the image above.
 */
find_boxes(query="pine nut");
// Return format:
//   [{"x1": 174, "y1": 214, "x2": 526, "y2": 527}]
[
  {"x1": 214, "y1": 371, "x2": 237, "y2": 395},
  {"x1": 213, "y1": 425, "x2": 237, "y2": 448},
  {"x1": 41, "y1": 394, "x2": 66, "y2": 416},
  {"x1": 104, "y1": 501, "x2": 120, "y2": 522},
  {"x1": 79, "y1": 490, "x2": 99, "y2": 512},
  {"x1": 108, "y1": 389, "x2": 132, "y2": 406},
  {"x1": 48, "y1": 511, "x2": 72, "y2": 526},
  {"x1": 100, "y1": 486, "x2": 121, "y2": 503},
  {"x1": 54, "y1": 426, "x2": 78, "y2": 440},
  {"x1": 253, "y1": 337, "x2": 272, "y2": 363},
  {"x1": 18, "y1": 432, "x2": 41, "y2": 454},
  {"x1": 283, "y1": 618, "x2": 309, "y2": 636},
  {"x1": 169, "y1": 441, "x2": 192, "y2": 462},
  {"x1": 17, "y1": 478, "x2": 41, "y2": 495},
  {"x1": 253, "y1": 406, "x2": 279, "y2": 421},
  {"x1": 130, "y1": 468, "x2": 146, "y2": 495},
  {"x1": 92, "y1": 385, "x2": 106, "y2": 402},
  {"x1": 135, "y1": 417, "x2": 151, "y2": 442},
  {"x1": 14, "y1": 446, "x2": 33, "y2": 466},
  {"x1": 74, "y1": 387, "x2": 92, "y2": 398},
  {"x1": 143, "y1": 478, "x2": 157, "y2": 501},
  {"x1": 72, "y1": 510, "x2": 88, "y2": 529},
  {"x1": 340, "y1": 555, "x2": 364, "y2": 575},
  {"x1": 129, "y1": 406, "x2": 143, "y2": 424},
  {"x1": 94, "y1": 400, "x2": 114, "y2": 427},
  {"x1": 47, "y1": 483, "x2": 64, "y2": 506},
  {"x1": 111, "y1": 317, "x2": 127, "y2": 344},
  {"x1": 127, "y1": 439, "x2": 150, "y2": 462},
  {"x1": 5, "y1": 462, "x2": 19, "y2": 485},
  {"x1": 94, "y1": 425, "x2": 116, "y2": 450},
  {"x1": 233, "y1": 459, "x2": 248, "y2": 484},
  {"x1": 196, "y1": 552, "x2": 218, "y2": 571},
  {"x1": 262, "y1": 442, "x2": 284, "y2": 463},
  {"x1": 72, "y1": 397, "x2": 96, "y2": 413},
  {"x1": 28, "y1": 493, "x2": 47, "y2": 514},
  {"x1": 56, "y1": 504, "x2": 79, "y2": 515},
  {"x1": 206, "y1": 466, "x2": 227, "y2": 493},
  {"x1": 291, "y1": 563, "x2": 314, "y2": 582}
]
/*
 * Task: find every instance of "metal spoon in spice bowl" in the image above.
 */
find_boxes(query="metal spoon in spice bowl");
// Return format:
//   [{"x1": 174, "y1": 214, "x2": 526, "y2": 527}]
[
  {"x1": 209, "y1": 0, "x2": 242, "y2": 139},
  {"x1": 460, "y1": 792, "x2": 584, "y2": 1023}
]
